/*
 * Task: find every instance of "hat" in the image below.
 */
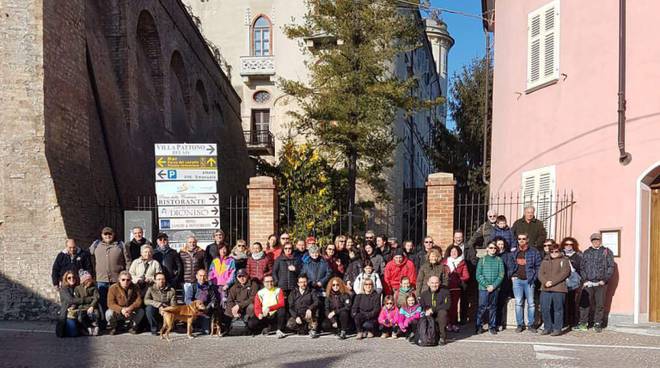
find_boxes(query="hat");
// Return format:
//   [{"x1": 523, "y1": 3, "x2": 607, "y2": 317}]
[
  {"x1": 156, "y1": 232, "x2": 169, "y2": 240},
  {"x1": 590, "y1": 233, "x2": 601, "y2": 241},
  {"x1": 101, "y1": 227, "x2": 114, "y2": 234},
  {"x1": 236, "y1": 269, "x2": 247, "y2": 277},
  {"x1": 394, "y1": 248, "x2": 405, "y2": 257},
  {"x1": 79, "y1": 270, "x2": 92, "y2": 283},
  {"x1": 305, "y1": 236, "x2": 316, "y2": 244}
]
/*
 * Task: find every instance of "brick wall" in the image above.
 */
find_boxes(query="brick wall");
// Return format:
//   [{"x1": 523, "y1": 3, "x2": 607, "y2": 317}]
[
  {"x1": 247, "y1": 176, "x2": 278, "y2": 245},
  {"x1": 0, "y1": 0, "x2": 254, "y2": 319},
  {"x1": 426, "y1": 172, "x2": 455, "y2": 251}
]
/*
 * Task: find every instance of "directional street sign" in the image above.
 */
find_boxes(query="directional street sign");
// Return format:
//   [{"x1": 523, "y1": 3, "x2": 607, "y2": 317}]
[
  {"x1": 155, "y1": 169, "x2": 218, "y2": 181},
  {"x1": 159, "y1": 217, "x2": 220, "y2": 230},
  {"x1": 155, "y1": 143, "x2": 217, "y2": 156},
  {"x1": 155, "y1": 156, "x2": 217, "y2": 169},
  {"x1": 161, "y1": 229, "x2": 217, "y2": 248},
  {"x1": 157, "y1": 193, "x2": 219, "y2": 206},
  {"x1": 158, "y1": 205, "x2": 220, "y2": 218},
  {"x1": 155, "y1": 181, "x2": 217, "y2": 195}
]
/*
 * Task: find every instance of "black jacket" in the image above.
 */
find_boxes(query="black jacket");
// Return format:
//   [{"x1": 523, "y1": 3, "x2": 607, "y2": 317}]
[
  {"x1": 351, "y1": 292, "x2": 381, "y2": 319},
  {"x1": 325, "y1": 291, "x2": 352, "y2": 316},
  {"x1": 126, "y1": 238, "x2": 151, "y2": 264},
  {"x1": 511, "y1": 217, "x2": 548, "y2": 251},
  {"x1": 420, "y1": 288, "x2": 451, "y2": 314},
  {"x1": 51, "y1": 249, "x2": 93, "y2": 286},
  {"x1": 272, "y1": 254, "x2": 301, "y2": 291},
  {"x1": 579, "y1": 246, "x2": 615, "y2": 283},
  {"x1": 344, "y1": 258, "x2": 363, "y2": 286},
  {"x1": 288, "y1": 288, "x2": 319, "y2": 317},
  {"x1": 154, "y1": 247, "x2": 183, "y2": 287}
]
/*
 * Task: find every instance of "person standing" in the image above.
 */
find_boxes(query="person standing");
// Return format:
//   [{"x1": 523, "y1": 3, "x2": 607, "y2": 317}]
[
  {"x1": 89, "y1": 227, "x2": 129, "y2": 314},
  {"x1": 442, "y1": 246, "x2": 469, "y2": 332},
  {"x1": 538, "y1": 243, "x2": 571, "y2": 336},
  {"x1": 272, "y1": 242, "x2": 301, "y2": 297},
  {"x1": 301, "y1": 245, "x2": 333, "y2": 292},
  {"x1": 451, "y1": 230, "x2": 477, "y2": 325},
  {"x1": 492, "y1": 216, "x2": 517, "y2": 251},
  {"x1": 467, "y1": 209, "x2": 498, "y2": 250},
  {"x1": 494, "y1": 236, "x2": 513, "y2": 331},
  {"x1": 505, "y1": 233, "x2": 542, "y2": 333},
  {"x1": 230, "y1": 239, "x2": 249, "y2": 271},
  {"x1": 144, "y1": 272, "x2": 176, "y2": 335},
  {"x1": 208, "y1": 243, "x2": 236, "y2": 309},
  {"x1": 416, "y1": 248, "x2": 447, "y2": 295},
  {"x1": 475, "y1": 241, "x2": 505, "y2": 335},
  {"x1": 561, "y1": 237, "x2": 582, "y2": 327},
  {"x1": 128, "y1": 244, "x2": 162, "y2": 295},
  {"x1": 179, "y1": 236, "x2": 205, "y2": 304},
  {"x1": 153, "y1": 233, "x2": 182, "y2": 288},
  {"x1": 125, "y1": 226, "x2": 151, "y2": 264},
  {"x1": 419, "y1": 276, "x2": 451, "y2": 345},
  {"x1": 362, "y1": 242, "x2": 385, "y2": 276},
  {"x1": 205, "y1": 230, "x2": 228, "y2": 268},
  {"x1": 383, "y1": 248, "x2": 417, "y2": 295},
  {"x1": 52, "y1": 239, "x2": 93, "y2": 289},
  {"x1": 576, "y1": 233, "x2": 615, "y2": 333},
  {"x1": 512, "y1": 206, "x2": 547, "y2": 252},
  {"x1": 413, "y1": 237, "x2": 435, "y2": 271},
  {"x1": 247, "y1": 242, "x2": 273, "y2": 284}
]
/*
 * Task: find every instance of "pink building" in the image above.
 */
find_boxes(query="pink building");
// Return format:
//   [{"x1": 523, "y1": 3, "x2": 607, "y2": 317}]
[{"x1": 483, "y1": 0, "x2": 660, "y2": 323}]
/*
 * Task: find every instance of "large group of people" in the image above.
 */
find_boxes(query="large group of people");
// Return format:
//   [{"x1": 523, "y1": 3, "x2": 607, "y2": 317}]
[{"x1": 52, "y1": 206, "x2": 615, "y2": 345}]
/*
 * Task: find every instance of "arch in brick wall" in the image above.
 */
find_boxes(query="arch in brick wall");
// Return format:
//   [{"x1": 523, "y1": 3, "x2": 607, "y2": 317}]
[
  {"x1": 193, "y1": 79, "x2": 209, "y2": 132},
  {"x1": 136, "y1": 10, "x2": 164, "y2": 129},
  {"x1": 169, "y1": 50, "x2": 190, "y2": 133}
]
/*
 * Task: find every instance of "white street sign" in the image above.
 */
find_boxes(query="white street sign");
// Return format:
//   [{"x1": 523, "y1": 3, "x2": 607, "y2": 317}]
[
  {"x1": 159, "y1": 217, "x2": 220, "y2": 230},
  {"x1": 158, "y1": 205, "x2": 220, "y2": 218},
  {"x1": 154, "y1": 143, "x2": 217, "y2": 156},
  {"x1": 157, "y1": 193, "x2": 219, "y2": 206},
  {"x1": 155, "y1": 181, "x2": 217, "y2": 195},
  {"x1": 155, "y1": 169, "x2": 218, "y2": 181}
]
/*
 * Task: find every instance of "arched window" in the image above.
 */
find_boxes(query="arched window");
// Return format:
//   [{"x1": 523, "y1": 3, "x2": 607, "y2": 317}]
[{"x1": 252, "y1": 16, "x2": 271, "y2": 56}]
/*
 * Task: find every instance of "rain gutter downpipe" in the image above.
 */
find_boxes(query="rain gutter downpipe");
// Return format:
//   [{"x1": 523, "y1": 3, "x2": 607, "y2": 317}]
[{"x1": 618, "y1": 0, "x2": 632, "y2": 165}]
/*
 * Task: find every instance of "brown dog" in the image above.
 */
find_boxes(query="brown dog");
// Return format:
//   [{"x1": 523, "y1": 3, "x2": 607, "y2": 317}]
[
  {"x1": 160, "y1": 300, "x2": 207, "y2": 341},
  {"x1": 210, "y1": 312, "x2": 222, "y2": 337}
]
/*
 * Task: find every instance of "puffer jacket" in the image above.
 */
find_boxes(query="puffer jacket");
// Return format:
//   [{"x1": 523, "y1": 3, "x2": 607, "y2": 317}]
[
  {"x1": 491, "y1": 226, "x2": 517, "y2": 250},
  {"x1": 505, "y1": 246, "x2": 542, "y2": 284},
  {"x1": 579, "y1": 246, "x2": 615, "y2": 283},
  {"x1": 539, "y1": 255, "x2": 571, "y2": 293},
  {"x1": 180, "y1": 246, "x2": 205, "y2": 283},
  {"x1": 383, "y1": 257, "x2": 417, "y2": 295},
  {"x1": 74, "y1": 282, "x2": 99, "y2": 310},
  {"x1": 272, "y1": 254, "x2": 301, "y2": 291},
  {"x1": 246, "y1": 253, "x2": 273, "y2": 283},
  {"x1": 416, "y1": 261, "x2": 448, "y2": 293},
  {"x1": 301, "y1": 256, "x2": 332, "y2": 290}
]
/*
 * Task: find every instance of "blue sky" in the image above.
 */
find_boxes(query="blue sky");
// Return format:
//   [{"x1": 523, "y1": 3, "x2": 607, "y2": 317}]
[{"x1": 428, "y1": 0, "x2": 486, "y2": 127}]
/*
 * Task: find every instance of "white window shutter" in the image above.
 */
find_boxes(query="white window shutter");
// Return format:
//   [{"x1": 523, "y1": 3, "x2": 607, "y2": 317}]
[
  {"x1": 527, "y1": 13, "x2": 542, "y2": 86},
  {"x1": 527, "y1": 1, "x2": 560, "y2": 90},
  {"x1": 521, "y1": 166, "x2": 556, "y2": 238}
]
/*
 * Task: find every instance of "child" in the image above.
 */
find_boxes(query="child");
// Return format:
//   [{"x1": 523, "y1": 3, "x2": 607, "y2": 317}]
[
  {"x1": 74, "y1": 271, "x2": 101, "y2": 336},
  {"x1": 378, "y1": 295, "x2": 400, "y2": 339},
  {"x1": 353, "y1": 261, "x2": 383, "y2": 295},
  {"x1": 398, "y1": 294, "x2": 422, "y2": 342},
  {"x1": 393, "y1": 277, "x2": 414, "y2": 308}
]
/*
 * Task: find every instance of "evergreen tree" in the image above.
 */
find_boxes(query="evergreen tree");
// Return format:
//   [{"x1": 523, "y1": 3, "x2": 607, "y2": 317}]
[{"x1": 281, "y1": 0, "x2": 442, "y2": 233}]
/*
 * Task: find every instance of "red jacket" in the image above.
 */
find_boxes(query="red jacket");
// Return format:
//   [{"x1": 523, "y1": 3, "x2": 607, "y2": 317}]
[
  {"x1": 247, "y1": 255, "x2": 273, "y2": 283},
  {"x1": 266, "y1": 247, "x2": 282, "y2": 262},
  {"x1": 441, "y1": 258, "x2": 470, "y2": 290},
  {"x1": 383, "y1": 257, "x2": 417, "y2": 295},
  {"x1": 253, "y1": 287, "x2": 285, "y2": 318},
  {"x1": 323, "y1": 255, "x2": 345, "y2": 277}
]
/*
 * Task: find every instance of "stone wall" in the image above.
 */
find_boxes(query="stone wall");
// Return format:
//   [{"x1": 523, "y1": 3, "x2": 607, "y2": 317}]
[{"x1": 0, "y1": 0, "x2": 254, "y2": 319}]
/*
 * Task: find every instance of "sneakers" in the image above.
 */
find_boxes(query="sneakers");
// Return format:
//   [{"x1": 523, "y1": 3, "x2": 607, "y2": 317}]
[
  {"x1": 276, "y1": 330, "x2": 286, "y2": 339},
  {"x1": 381, "y1": 332, "x2": 390, "y2": 339},
  {"x1": 86, "y1": 327, "x2": 93, "y2": 336},
  {"x1": 575, "y1": 323, "x2": 588, "y2": 331},
  {"x1": 594, "y1": 323, "x2": 603, "y2": 333},
  {"x1": 108, "y1": 328, "x2": 117, "y2": 336},
  {"x1": 528, "y1": 327, "x2": 538, "y2": 334},
  {"x1": 540, "y1": 329, "x2": 551, "y2": 336},
  {"x1": 389, "y1": 333, "x2": 399, "y2": 339},
  {"x1": 366, "y1": 332, "x2": 374, "y2": 338},
  {"x1": 407, "y1": 332, "x2": 416, "y2": 343},
  {"x1": 475, "y1": 327, "x2": 485, "y2": 335},
  {"x1": 356, "y1": 332, "x2": 364, "y2": 340},
  {"x1": 332, "y1": 322, "x2": 338, "y2": 329},
  {"x1": 128, "y1": 327, "x2": 138, "y2": 335},
  {"x1": 515, "y1": 326, "x2": 525, "y2": 333},
  {"x1": 309, "y1": 330, "x2": 319, "y2": 339},
  {"x1": 550, "y1": 330, "x2": 562, "y2": 336},
  {"x1": 338, "y1": 330, "x2": 347, "y2": 340},
  {"x1": 262, "y1": 327, "x2": 271, "y2": 336},
  {"x1": 92, "y1": 326, "x2": 100, "y2": 336}
]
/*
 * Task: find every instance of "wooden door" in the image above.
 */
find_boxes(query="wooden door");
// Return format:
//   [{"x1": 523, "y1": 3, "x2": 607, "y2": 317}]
[{"x1": 650, "y1": 187, "x2": 660, "y2": 322}]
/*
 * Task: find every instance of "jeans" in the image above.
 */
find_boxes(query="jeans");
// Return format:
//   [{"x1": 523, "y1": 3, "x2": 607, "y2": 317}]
[
  {"x1": 541, "y1": 291, "x2": 565, "y2": 332},
  {"x1": 97, "y1": 282, "x2": 110, "y2": 317},
  {"x1": 579, "y1": 284, "x2": 606, "y2": 325},
  {"x1": 247, "y1": 308, "x2": 287, "y2": 334},
  {"x1": 321, "y1": 310, "x2": 352, "y2": 332},
  {"x1": 353, "y1": 313, "x2": 378, "y2": 333},
  {"x1": 145, "y1": 305, "x2": 162, "y2": 332},
  {"x1": 105, "y1": 308, "x2": 145, "y2": 329},
  {"x1": 476, "y1": 289, "x2": 499, "y2": 329},
  {"x1": 512, "y1": 278, "x2": 535, "y2": 327},
  {"x1": 183, "y1": 283, "x2": 194, "y2": 305}
]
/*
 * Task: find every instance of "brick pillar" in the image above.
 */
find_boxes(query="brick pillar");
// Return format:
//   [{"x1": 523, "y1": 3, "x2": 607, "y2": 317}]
[
  {"x1": 426, "y1": 172, "x2": 455, "y2": 252},
  {"x1": 247, "y1": 176, "x2": 278, "y2": 244}
]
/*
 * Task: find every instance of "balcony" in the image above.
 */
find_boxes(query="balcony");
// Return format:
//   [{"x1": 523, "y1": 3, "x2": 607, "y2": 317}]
[
  {"x1": 239, "y1": 56, "x2": 275, "y2": 81},
  {"x1": 244, "y1": 130, "x2": 275, "y2": 156}
]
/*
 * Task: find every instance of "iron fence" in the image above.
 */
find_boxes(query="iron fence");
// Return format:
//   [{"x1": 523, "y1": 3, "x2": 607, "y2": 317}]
[
  {"x1": 455, "y1": 190, "x2": 576, "y2": 247},
  {"x1": 401, "y1": 187, "x2": 427, "y2": 247}
]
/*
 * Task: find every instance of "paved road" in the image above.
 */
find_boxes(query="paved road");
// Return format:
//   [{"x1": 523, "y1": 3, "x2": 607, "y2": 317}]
[{"x1": 0, "y1": 323, "x2": 659, "y2": 368}]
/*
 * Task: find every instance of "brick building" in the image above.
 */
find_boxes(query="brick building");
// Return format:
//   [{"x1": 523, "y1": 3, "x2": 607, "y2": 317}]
[{"x1": 0, "y1": 0, "x2": 253, "y2": 319}]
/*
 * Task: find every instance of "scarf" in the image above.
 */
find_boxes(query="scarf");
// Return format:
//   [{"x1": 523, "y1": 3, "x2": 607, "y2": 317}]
[
  {"x1": 446, "y1": 255, "x2": 464, "y2": 272},
  {"x1": 399, "y1": 286, "x2": 411, "y2": 293},
  {"x1": 564, "y1": 248, "x2": 575, "y2": 257},
  {"x1": 232, "y1": 249, "x2": 248, "y2": 260},
  {"x1": 251, "y1": 251, "x2": 264, "y2": 260}
]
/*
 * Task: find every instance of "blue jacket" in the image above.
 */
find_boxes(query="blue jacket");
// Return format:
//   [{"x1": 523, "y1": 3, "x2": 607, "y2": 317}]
[
  {"x1": 491, "y1": 226, "x2": 517, "y2": 251},
  {"x1": 505, "y1": 247, "x2": 542, "y2": 284},
  {"x1": 301, "y1": 257, "x2": 332, "y2": 290}
]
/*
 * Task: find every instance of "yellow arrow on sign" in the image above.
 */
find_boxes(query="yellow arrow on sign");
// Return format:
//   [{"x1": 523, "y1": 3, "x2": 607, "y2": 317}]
[
  {"x1": 207, "y1": 157, "x2": 217, "y2": 166},
  {"x1": 157, "y1": 157, "x2": 166, "y2": 167}
]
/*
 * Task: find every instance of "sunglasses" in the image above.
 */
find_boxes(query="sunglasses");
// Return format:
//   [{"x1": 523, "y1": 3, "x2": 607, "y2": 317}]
[
  {"x1": 120, "y1": 278, "x2": 130, "y2": 282},
  {"x1": 386, "y1": 303, "x2": 394, "y2": 305},
  {"x1": 332, "y1": 283, "x2": 340, "y2": 287},
  {"x1": 237, "y1": 274, "x2": 247, "y2": 278},
  {"x1": 327, "y1": 248, "x2": 335, "y2": 251},
  {"x1": 364, "y1": 283, "x2": 373, "y2": 286},
  {"x1": 550, "y1": 250, "x2": 561, "y2": 254},
  {"x1": 564, "y1": 243, "x2": 574, "y2": 246},
  {"x1": 103, "y1": 233, "x2": 113, "y2": 236},
  {"x1": 517, "y1": 237, "x2": 527, "y2": 240},
  {"x1": 281, "y1": 237, "x2": 290, "y2": 240},
  {"x1": 424, "y1": 241, "x2": 432, "y2": 243},
  {"x1": 66, "y1": 276, "x2": 75, "y2": 280},
  {"x1": 283, "y1": 247, "x2": 293, "y2": 250}
]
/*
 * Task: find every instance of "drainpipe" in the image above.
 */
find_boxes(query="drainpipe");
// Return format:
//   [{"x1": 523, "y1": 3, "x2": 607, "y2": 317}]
[
  {"x1": 482, "y1": 29, "x2": 491, "y2": 185},
  {"x1": 618, "y1": 0, "x2": 632, "y2": 165}
]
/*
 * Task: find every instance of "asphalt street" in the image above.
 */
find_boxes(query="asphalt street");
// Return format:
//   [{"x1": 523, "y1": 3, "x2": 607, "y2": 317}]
[{"x1": 0, "y1": 322, "x2": 658, "y2": 368}]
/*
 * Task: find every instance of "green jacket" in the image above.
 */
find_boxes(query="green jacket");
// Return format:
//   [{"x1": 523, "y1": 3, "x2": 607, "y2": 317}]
[{"x1": 476, "y1": 255, "x2": 504, "y2": 290}]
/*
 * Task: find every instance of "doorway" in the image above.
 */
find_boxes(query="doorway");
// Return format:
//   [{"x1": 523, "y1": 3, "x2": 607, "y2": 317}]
[{"x1": 650, "y1": 181, "x2": 660, "y2": 322}]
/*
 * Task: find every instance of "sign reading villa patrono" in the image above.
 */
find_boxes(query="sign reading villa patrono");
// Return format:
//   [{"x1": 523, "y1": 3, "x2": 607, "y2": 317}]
[{"x1": 154, "y1": 143, "x2": 217, "y2": 156}]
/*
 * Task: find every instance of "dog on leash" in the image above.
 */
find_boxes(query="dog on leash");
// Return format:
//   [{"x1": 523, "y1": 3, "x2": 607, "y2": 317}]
[{"x1": 160, "y1": 300, "x2": 207, "y2": 341}]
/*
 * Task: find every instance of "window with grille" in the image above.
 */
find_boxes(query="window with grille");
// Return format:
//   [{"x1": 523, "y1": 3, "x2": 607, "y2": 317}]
[
  {"x1": 527, "y1": 1, "x2": 560, "y2": 90},
  {"x1": 253, "y1": 91, "x2": 271, "y2": 103}
]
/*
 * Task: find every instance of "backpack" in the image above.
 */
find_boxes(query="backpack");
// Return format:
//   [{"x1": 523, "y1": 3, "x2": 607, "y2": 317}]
[
  {"x1": 565, "y1": 260, "x2": 581, "y2": 291},
  {"x1": 416, "y1": 316, "x2": 439, "y2": 346}
]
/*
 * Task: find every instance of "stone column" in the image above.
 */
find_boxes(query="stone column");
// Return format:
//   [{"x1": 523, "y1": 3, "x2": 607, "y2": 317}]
[
  {"x1": 426, "y1": 172, "x2": 455, "y2": 251},
  {"x1": 247, "y1": 176, "x2": 278, "y2": 244}
]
